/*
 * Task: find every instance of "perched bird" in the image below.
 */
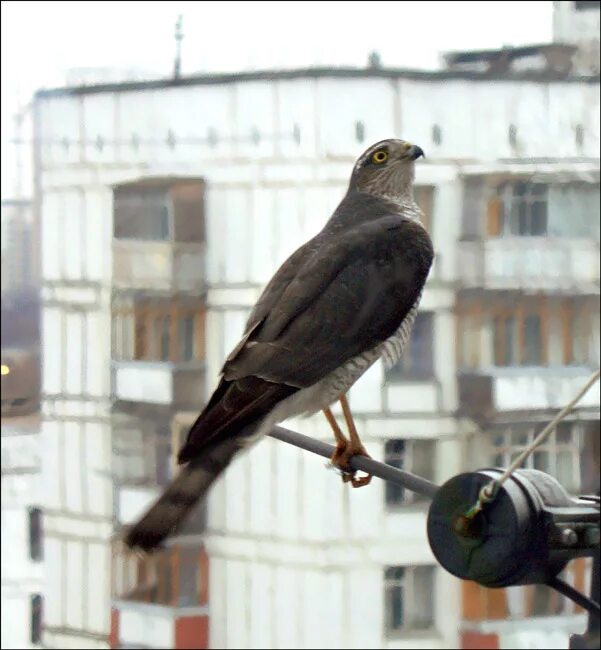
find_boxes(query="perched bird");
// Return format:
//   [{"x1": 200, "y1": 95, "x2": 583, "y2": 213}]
[{"x1": 124, "y1": 138, "x2": 434, "y2": 552}]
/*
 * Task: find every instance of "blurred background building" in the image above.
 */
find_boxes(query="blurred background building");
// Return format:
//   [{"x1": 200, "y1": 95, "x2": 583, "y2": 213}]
[{"x1": 1, "y1": 1, "x2": 599, "y2": 649}]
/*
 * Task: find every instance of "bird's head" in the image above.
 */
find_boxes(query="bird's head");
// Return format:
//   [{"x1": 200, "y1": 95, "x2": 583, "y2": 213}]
[{"x1": 348, "y1": 138, "x2": 425, "y2": 202}]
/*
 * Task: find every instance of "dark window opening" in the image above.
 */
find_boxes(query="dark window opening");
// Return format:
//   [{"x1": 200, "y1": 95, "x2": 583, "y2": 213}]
[
  {"x1": 28, "y1": 507, "x2": 43, "y2": 562},
  {"x1": 31, "y1": 594, "x2": 42, "y2": 644},
  {"x1": 113, "y1": 181, "x2": 205, "y2": 243},
  {"x1": 355, "y1": 121, "x2": 365, "y2": 143},
  {"x1": 385, "y1": 313, "x2": 434, "y2": 381},
  {"x1": 385, "y1": 439, "x2": 436, "y2": 506},
  {"x1": 385, "y1": 565, "x2": 435, "y2": 635}
]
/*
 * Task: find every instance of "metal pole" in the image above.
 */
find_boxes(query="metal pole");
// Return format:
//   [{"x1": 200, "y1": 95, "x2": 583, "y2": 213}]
[{"x1": 268, "y1": 425, "x2": 439, "y2": 499}]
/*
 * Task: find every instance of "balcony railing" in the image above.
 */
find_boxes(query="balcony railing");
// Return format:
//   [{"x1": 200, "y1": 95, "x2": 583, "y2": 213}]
[
  {"x1": 113, "y1": 240, "x2": 206, "y2": 292},
  {"x1": 112, "y1": 360, "x2": 205, "y2": 409},
  {"x1": 458, "y1": 366, "x2": 600, "y2": 420},
  {"x1": 459, "y1": 238, "x2": 600, "y2": 293}
]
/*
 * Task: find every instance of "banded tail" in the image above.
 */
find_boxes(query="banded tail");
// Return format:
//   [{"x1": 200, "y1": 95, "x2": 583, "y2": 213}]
[{"x1": 123, "y1": 437, "x2": 241, "y2": 552}]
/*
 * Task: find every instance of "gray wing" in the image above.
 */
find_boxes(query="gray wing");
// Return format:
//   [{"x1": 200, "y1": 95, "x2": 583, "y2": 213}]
[
  {"x1": 179, "y1": 215, "x2": 433, "y2": 461},
  {"x1": 225, "y1": 215, "x2": 434, "y2": 387}
]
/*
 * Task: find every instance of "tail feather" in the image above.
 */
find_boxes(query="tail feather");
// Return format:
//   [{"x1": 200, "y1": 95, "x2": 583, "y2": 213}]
[{"x1": 123, "y1": 438, "x2": 240, "y2": 552}]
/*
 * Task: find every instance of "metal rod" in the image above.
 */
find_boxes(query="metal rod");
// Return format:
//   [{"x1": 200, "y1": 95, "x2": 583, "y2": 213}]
[
  {"x1": 268, "y1": 425, "x2": 439, "y2": 499},
  {"x1": 547, "y1": 575, "x2": 600, "y2": 618}
]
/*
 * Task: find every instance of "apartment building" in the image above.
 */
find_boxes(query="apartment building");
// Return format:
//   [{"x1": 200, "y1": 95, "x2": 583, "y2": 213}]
[{"x1": 26, "y1": 2, "x2": 600, "y2": 648}]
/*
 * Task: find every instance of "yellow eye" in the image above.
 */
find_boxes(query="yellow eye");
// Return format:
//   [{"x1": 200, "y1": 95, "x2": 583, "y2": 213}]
[{"x1": 371, "y1": 150, "x2": 388, "y2": 164}]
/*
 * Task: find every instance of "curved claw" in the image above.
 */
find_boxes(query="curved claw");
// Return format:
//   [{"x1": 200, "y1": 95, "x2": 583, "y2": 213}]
[{"x1": 330, "y1": 443, "x2": 373, "y2": 488}]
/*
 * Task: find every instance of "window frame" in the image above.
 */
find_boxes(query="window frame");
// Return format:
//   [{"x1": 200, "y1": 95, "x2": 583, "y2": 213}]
[
  {"x1": 384, "y1": 565, "x2": 436, "y2": 636},
  {"x1": 491, "y1": 422, "x2": 583, "y2": 493},
  {"x1": 494, "y1": 181, "x2": 549, "y2": 238},
  {"x1": 113, "y1": 180, "x2": 205, "y2": 243},
  {"x1": 112, "y1": 301, "x2": 205, "y2": 364},
  {"x1": 384, "y1": 439, "x2": 437, "y2": 507}
]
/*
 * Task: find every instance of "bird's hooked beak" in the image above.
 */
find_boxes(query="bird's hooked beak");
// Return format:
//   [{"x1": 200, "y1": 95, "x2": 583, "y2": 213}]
[{"x1": 408, "y1": 144, "x2": 425, "y2": 161}]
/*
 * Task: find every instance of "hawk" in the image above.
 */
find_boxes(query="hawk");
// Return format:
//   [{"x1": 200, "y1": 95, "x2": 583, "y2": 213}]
[{"x1": 125, "y1": 138, "x2": 433, "y2": 551}]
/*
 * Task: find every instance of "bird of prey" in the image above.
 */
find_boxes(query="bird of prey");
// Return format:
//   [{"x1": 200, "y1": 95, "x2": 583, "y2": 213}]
[{"x1": 125, "y1": 138, "x2": 433, "y2": 552}]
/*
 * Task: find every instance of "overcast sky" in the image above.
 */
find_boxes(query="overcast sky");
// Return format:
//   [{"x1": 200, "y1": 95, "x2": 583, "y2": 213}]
[{"x1": 1, "y1": 0, "x2": 554, "y2": 196}]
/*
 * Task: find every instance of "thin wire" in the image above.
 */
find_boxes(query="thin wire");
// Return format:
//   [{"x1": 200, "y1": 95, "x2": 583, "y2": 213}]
[
  {"x1": 465, "y1": 368, "x2": 601, "y2": 519},
  {"x1": 268, "y1": 425, "x2": 439, "y2": 498}
]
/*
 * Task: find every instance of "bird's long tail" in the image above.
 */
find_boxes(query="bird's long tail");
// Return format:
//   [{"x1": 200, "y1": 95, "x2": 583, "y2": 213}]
[{"x1": 123, "y1": 437, "x2": 241, "y2": 552}]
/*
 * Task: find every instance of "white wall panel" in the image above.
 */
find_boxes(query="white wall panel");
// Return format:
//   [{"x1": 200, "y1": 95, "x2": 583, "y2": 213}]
[
  {"x1": 225, "y1": 559, "x2": 249, "y2": 649},
  {"x1": 248, "y1": 563, "x2": 273, "y2": 649},
  {"x1": 82, "y1": 94, "x2": 117, "y2": 164},
  {"x1": 274, "y1": 438, "x2": 301, "y2": 541},
  {"x1": 274, "y1": 187, "x2": 304, "y2": 266},
  {"x1": 274, "y1": 565, "x2": 301, "y2": 648},
  {"x1": 84, "y1": 422, "x2": 112, "y2": 519},
  {"x1": 249, "y1": 187, "x2": 277, "y2": 284},
  {"x1": 114, "y1": 365, "x2": 173, "y2": 404},
  {"x1": 63, "y1": 422, "x2": 83, "y2": 513},
  {"x1": 224, "y1": 454, "x2": 248, "y2": 534},
  {"x1": 86, "y1": 542, "x2": 110, "y2": 635},
  {"x1": 41, "y1": 192, "x2": 62, "y2": 280},
  {"x1": 44, "y1": 537, "x2": 64, "y2": 628},
  {"x1": 208, "y1": 556, "x2": 227, "y2": 650},
  {"x1": 247, "y1": 440, "x2": 274, "y2": 536},
  {"x1": 234, "y1": 82, "x2": 276, "y2": 158},
  {"x1": 65, "y1": 312, "x2": 84, "y2": 395},
  {"x1": 205, "y1": 188, "x2": 228, "y2": 284},
  {"x1": 317, "y1": 79, "x2": 395, "y2": 157},
  {"x1": 65, "y1": 540, "x2": 84, "y2": 629},
  {"x1": 349, "y1": 360, "x2": 383, "y2": 413},
  {"x1": 41, "y1": 420, "x2": 62, "y2": 511},
  {"x1": 42, "y1": 307, "x2": 62, "y2": 394},
  {"x1": 63, "y1": 190, "x2": 84, "y2": 281},
  {"x1": 223, "y1": 189, "x2": 252, "y2": 283},
  {"x1": 85, "y1": 311, "x2": 107, "y2": 397},
  {"x1": 222, "y1": 309, "x2": 249, "y2": 359},
  {"x1": 277, "y1": 79, "x2": 318, "y2": 158},
  {"x1": 83, "y1": 189, "x2": 107, "y2": 281},
  {"x1": 157, "y1": 85, "x2": 236, "y2": 160}
]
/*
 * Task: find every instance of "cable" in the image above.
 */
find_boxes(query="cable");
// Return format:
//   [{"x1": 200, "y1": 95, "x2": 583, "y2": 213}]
[{"x1": 464, "y1": 368, "x2": 601, "y2": 519}]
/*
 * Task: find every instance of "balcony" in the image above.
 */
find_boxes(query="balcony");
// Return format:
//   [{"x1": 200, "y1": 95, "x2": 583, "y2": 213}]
[
  {"x1": 458, "y1": 366, "x2": 600, "y2": 420},
  {"x1": 458, "y1": 239, "x2": 600, "y2": 293},
  {"x1": 113, "y1": 240, "x2": 206, "y2": 293},
  {"x1": 112, "y1": 360, "x2": 205, "y2": 409},
  {"x1": 111, "y1": 543, "x2": 209, "y2": 649}
]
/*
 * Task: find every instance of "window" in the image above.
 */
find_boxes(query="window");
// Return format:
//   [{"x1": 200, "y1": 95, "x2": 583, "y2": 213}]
[
  {"x1": 113, "y1": 180, "x2": 205, "y2": 242},
  {"x1": 112, "y1": 300, "x2": 205, "y2": 363},
  {"x1": 459, "y1": 296, "x2": 598, "y2": 370},
  {"x1": 31, "y1": 594, "x2": 42, "y2": 644},
  {"x1": 114, "y1": 186, "x2": 171, "y2": 241},
  {"x1": 28, "y1": 507, "x2": 43, "y2": 561},
  {"x1": 490, "y1": 421, "x2": 594, "y2": 493},
  {"x1": 384, "y1": 565, "x2": 435, "y2": 635},
  {"x1": 386, "y1": 313, "x2": 434, "y2": 381},
  {"x1": 495, "y1": 182, "x2": 548, "y2": 237},
  {"x1": 113, "y1": 544, "x2": 208, "y2": 607},
  {"x1": 179, "y1": 315, "x2": 196, "y2": 361},
  {"x1": 574, "y1": 1, "x2": 600, "y2": 10},
  {"x1": 385, "y1": 440, "x2": 436, "y2": 506},
  {"x1": 112, "y1": 424, "x2": 172, "y2": 487}
]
